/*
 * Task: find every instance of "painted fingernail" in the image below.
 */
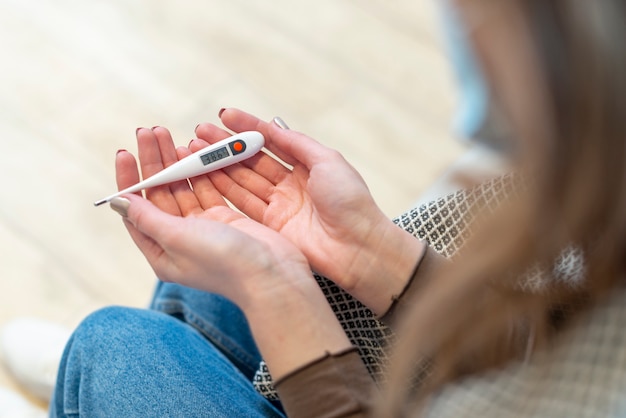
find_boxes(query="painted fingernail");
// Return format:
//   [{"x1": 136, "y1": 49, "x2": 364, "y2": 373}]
[
  {"x1": 188, "y1": 139, "x2": 195, "y2": 148},
  {"x1": 151, "y1": 126, "x2": 160, "y2": 131},
  {"x1": 116, "y1": 149, "x2": 127, "y2": 155},
  {"x1": 135, "y1": 127, "x2": 143, "y2": 135},
  {"x1": 194, "y1": 123, "x2": 200, "y2": 133},
  {"x1": 218, "y1": 108, "x2": 226, "y2": 118},
  {"x1": 273, "y1": 116, "x2": 289, "y2": 130},
  {"x1": 110, "y1": 197, "x2": 131, "y2": 218}
]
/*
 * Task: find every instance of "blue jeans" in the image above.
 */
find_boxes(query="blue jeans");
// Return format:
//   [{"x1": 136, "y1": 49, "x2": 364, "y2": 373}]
[{"x1": 50, "y1": 282, "x2": 285, "y2": 417}]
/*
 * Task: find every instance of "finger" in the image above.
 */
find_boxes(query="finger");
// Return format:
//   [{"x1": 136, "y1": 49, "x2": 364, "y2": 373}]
[
  {"x1": 152, "y1": 126, "x2": 180, "y2": 167},
  {"x1": 122, "y1": 218, "x2": 164, "y2": 270},
  {"x1": 188, "y1": 172, "x2": 228, "y2": 210},
  {"x1": 172, "y1": 146, "x2": 205, "y2": 216},
  {"x1": 239, "y1": 146, "x2": 292, "y2": 186},
  {"x1": 151, "y1": 127, "x2": 201, "y2": 216},
  {"x1": 194, "y1": 123, "x2": 234, "y2": 145},
  {"x1": 189, "y1": 138, "x2": 276, "y2": 220},
  {"x1": 153, "y1": 126, "x2": 196, "y2": 199},
  {"x1": 207, "y1": 169, "x2": 269, "y2": 222},
  {"x1": 222, "y1": 162, "x2": 277, "y2": 204},
  {"x1": 186, "y1": 139, "x2": 240, "y2": 210},
  {"x1": 265, "y1": 121, "x2": 339, "y2": 171},
  {"x1": 136, "y1": 127, "x2": 181, "y2": 215},
  {"x1": 115, "y1": 150, "x2": 141, "y2": 194},
  {"x1": 137, "y1": 128, "x2": 167, "y2": 179},
  {"x1": 122, "y1": 194, "x2": 178, "y2": 270},
  {"x1": 218, "y1": 108, "x2": 269, "y2": 138},
  {"x1": 124, "y1": 194, "x2": 180, "y2": 242},
  {"x1": 218, "y1": 108, "x2": 300, "y2": 166}
]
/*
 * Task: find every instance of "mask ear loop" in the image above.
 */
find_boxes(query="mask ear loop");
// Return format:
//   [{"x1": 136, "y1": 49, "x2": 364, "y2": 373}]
[
  {"x1": 437, "y1": 1, "x2": 515, "y2": 154},
  {"x1": 437, "y1": 1, "x2": 490, "y2": 140}
]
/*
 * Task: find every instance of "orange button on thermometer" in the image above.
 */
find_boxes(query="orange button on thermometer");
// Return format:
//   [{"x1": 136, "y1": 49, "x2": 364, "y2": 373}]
[
  {"x1": 229, "y1": 140, "x2": 246, "y2": 154},
  {"x1": 94, "y1": 131, "x2": 265, "y2": 206}
]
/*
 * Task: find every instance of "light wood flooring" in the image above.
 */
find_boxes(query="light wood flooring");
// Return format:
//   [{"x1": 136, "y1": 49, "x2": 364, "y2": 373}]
[{"x1": 0, "y1": 0, "x2": 473, "y2": 408}]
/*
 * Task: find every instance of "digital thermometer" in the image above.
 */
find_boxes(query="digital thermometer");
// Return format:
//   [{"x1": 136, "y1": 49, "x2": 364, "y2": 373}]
[{"x1": 94, "y1": 131, "x2": 264, "y2": 206}]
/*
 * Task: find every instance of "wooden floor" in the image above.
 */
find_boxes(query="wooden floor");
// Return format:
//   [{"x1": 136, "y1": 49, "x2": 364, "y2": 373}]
[{"x1": 0, "y1": 0, "x2": 469, "y2": 407}]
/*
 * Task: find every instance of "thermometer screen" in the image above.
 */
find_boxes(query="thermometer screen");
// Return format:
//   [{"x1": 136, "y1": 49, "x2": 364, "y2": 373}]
[{"x1": 200, "y1": 146, "x2": 230, "y2": 166}]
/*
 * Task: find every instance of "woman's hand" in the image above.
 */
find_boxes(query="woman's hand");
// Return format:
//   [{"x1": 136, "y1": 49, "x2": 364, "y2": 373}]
[
  {"x1": 195, "y1": 109, "x2": 425, "y2": 315},
  {"x1": 114, "y1": 127, "x2": 310, "y2": 303},
  {"x1": 114, "y1": 128, "x2": 353, "y2": 379}
]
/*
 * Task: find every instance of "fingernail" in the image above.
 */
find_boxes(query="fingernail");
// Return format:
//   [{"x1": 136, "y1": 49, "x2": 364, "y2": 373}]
[
  {"x1": 110, "y1": 197, "x2": 131, "y2": 218},
  {"x1": 194, "y1": 123, "x2": 200, "y2": 133},
  {"x1": 218, "y1": 108, "x2": 226, "y2": 118},
  {"x1": 188, "y1": 139, "x2": 195, "y2": 148},
  {"x1": 116, "y1": 149, "x2": 126, "y2": 155},
  {"x1": 135, "y1": 127, "x2": 143, "y2": 135},
  {"x1": 272, "y1": 116, "x2": 289, "y2": 130},
  {"x1": 151, "y1": 126, "x2": 160, "y2": 131}
]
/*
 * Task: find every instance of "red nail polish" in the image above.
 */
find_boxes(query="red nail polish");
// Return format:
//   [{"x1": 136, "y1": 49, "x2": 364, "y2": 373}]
[
  {"x1": 135, "y1": 127, "x2": 143, "y2": 135},
  {"x1": 194, "y1": 124, "x2": 200, "y2": 132},
  {"x1": 218, "y1": 108, "x2": 226, "y2": 118},
  {"x1": 188, "y1": 139, "x2": 195, "y2": 148},
  {"x1": 116, "y1": 149, "x2": 127, "y2": 155},
  {"x1": 151, "y1": 126, "x2": 160, "y2": 131}
]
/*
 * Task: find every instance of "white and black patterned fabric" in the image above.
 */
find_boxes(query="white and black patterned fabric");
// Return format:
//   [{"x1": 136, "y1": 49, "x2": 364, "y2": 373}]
[
  {"x1": 252, "y1": 174, "x2": 587, "y2": 401},
  {"x1": 424, "y1": 284, "x2": 626, "y2": 417},
  {"x1": 252, "y1": 175, "x2": 520, "y2": 400}
]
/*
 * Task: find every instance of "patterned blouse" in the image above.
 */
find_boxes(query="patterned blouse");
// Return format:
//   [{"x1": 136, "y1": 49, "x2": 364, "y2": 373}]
[{"x1": 253, "y1": 175, "x2": 626, "y2": 416}]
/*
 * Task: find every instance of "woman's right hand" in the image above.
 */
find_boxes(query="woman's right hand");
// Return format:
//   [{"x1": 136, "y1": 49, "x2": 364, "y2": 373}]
[{"x1": 195, "y1": 109, "x2": 425, "y2": 315}]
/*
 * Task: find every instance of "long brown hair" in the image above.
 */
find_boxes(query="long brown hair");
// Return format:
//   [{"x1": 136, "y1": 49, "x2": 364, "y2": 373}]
[{"x1": 378, "y1": 1, "x2": 626, "y2": 415}]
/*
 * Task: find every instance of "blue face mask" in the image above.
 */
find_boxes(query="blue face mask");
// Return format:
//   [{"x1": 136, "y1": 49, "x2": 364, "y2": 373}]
[{"x1": 437, "y1": 1, "x2": 512, "y2": 153}]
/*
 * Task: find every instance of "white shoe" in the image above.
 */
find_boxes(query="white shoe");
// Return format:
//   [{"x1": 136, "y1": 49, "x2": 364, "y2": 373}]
[
  {"x1": 1, "y1": 318, "x2": 72, "y2": 403},
  {"x1": 0, "y1": 388, "x2": 46, "y2": 418}
]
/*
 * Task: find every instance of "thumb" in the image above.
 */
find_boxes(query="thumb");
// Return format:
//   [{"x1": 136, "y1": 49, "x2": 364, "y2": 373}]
[
  {"x1": 267, "y1": 120, "x2": 334, "y2": 170},
  {"x1": 111, "y1": 194, "x2": 177, "y2": 243}
]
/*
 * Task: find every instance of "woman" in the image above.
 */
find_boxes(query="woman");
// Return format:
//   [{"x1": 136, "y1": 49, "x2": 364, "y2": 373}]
[{"x1": 50, "y1": 0, "x2": 625, "y2": 416}]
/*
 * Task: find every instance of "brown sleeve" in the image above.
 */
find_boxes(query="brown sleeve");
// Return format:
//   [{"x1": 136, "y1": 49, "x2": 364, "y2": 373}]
[
  {"x1": 274, "y1": 347, "x2": 374, "y2": 418},
  {"x1": 380, "y1": 246, "x2": 448, "y2": 327},
  {"x1": 272, "y1": 247, "x2": 446, "y2": 417}
]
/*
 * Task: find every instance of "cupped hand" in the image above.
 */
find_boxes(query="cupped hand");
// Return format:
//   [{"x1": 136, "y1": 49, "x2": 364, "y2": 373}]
[
  {"x1": 114, "y1": 127, "x2": 313, "y2": 307},
  {"x1": 195, "y1": 110, "x2": 420, "y2": 299}
]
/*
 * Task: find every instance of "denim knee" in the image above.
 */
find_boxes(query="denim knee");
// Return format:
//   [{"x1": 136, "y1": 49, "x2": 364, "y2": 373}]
[{"x1": 51, "y1": 306, "x2": 284, "y2": 417}]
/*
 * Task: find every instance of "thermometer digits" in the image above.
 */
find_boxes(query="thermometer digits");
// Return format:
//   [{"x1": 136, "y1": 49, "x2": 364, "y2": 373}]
[{"x1": 94, "y1": 131, "x2": 264, "y2": 206}]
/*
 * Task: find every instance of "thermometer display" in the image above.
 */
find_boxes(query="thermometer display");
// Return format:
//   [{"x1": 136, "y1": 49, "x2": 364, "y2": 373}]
[{"x1": 200, "y1": 146, "x2": 229, "y2": 166}]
